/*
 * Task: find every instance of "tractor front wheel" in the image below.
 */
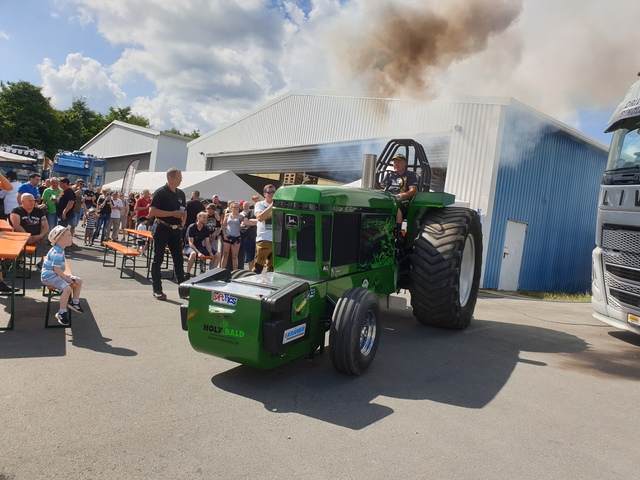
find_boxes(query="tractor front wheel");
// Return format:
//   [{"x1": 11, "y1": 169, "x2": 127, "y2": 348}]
[
  {"x1": 329, "y1": 288, "x2": 380, "y2": 375},
  {"x1": 409, "y1": 207, "x2": 482, "y2": 329}
]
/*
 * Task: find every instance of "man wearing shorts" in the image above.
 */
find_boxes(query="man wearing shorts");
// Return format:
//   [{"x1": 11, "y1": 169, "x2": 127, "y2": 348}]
[{"x1": 253, "y1": 184, "x2": 276, "y2": 274}]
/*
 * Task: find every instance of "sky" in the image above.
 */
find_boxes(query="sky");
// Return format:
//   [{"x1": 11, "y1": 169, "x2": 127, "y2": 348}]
[{"x1": 1, "y1": 0, "x2": 639, "y2": 146}]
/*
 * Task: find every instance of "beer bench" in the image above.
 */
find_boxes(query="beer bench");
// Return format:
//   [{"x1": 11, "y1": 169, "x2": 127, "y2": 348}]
[
  {"x1": 102, "y1": 241, "x2": 141, "y2": 278},
  {"x1": 19, "y1": 244, "x2": 37, "y2": 279},
  {"x1": 44, "y1": 259, "x2": 73, "y2": 329},
  {"x1": 190, "y1": 255, "x2": 216, "y2": 276}
]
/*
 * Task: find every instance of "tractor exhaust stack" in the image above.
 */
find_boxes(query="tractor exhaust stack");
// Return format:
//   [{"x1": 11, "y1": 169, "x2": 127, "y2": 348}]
[{"x1": 362, "y1": 154, "x2": 377, "y2": 189}]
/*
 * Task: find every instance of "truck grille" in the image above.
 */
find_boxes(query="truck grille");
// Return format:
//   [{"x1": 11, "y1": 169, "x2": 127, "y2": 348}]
[
  {"x1": 610, "y1": 289, "x2": 640, "y2": 308},
  {"x1": 601, "y1": 227, "x2": 640, "y2": 310},
  {"x1": 604, "y1": 270, "x2": 640, "y2": 310},
  {"x1": 602, "y1": 227, "x2": 640, "y2": 254}
]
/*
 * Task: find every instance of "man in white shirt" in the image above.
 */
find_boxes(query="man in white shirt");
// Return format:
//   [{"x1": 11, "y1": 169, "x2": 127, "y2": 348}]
[
  {"x1": 252, "y1": 184, "x2": 276, "y2": 273},
  {"x1": 0, "y1": 171, "x2": 22, "y2": 220}
]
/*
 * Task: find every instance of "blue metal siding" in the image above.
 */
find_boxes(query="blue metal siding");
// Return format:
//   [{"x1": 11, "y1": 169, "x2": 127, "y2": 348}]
[{"x1": 484, "y1": 107, "x2": 607, "y2": 292}]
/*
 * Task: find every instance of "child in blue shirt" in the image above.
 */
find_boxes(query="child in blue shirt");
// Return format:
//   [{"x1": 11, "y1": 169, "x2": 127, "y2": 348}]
[{"x1": 41, "y1": 225, "x2": 84, "y2": 326}]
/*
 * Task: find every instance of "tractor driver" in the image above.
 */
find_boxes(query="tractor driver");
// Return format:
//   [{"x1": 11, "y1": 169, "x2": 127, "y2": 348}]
[{"x1": 379, "y1": 153, "x2": 418, "y2": 229}]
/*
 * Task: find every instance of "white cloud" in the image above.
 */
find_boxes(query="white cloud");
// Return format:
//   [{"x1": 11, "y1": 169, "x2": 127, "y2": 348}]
[
  {"x1": 38, "y1": 0, "x2": 640, "y2": 135},
  {"x1": 0, "y1": 31, "x2": 10, "y2": 41},
  {"x1": 38, "y1": 53, "x2": 126, "y2": 111}
]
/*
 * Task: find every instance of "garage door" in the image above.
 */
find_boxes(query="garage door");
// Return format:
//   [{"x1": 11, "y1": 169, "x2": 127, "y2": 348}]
[{"x1": 105, "y1": 153, "x2": 151, "y2": 184}]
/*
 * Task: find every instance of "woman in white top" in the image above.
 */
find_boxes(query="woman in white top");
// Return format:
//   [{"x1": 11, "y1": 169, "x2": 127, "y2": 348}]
[
  {"x1": 221, "y1": 202, "x2": 242, "y2": 270},
  {"x1": 107, "y1": 191, "x2": 124, "y2": 241}
]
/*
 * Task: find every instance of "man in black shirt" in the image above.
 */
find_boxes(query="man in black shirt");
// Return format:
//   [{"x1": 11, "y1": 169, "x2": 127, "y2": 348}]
[
  {"x1": 83, "y1": 183, "x2": 97, "y2": 210},
  {"x1": 149, "y1": 168, "x2": 187, "y2": 300},
  {"x1": 184, "y1": 190, "x2": 205, "y2": 240},
  {"x1": 56, "y1": 178, "x2": 76, "y2": 228},
  {"x1": 9, "y1": 193, "x2": 48, "y2": 246},
  {"x1": 379, "y1": 153, "x2": 419, "y2": 226},
  {"x1": 93, "y1": 189, "x2": 113, "y2": 244}
]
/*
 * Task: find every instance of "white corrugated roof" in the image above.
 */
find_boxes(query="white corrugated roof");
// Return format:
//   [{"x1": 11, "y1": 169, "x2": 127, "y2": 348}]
[{"x1": 82, "y1": 120, "x2": 191, "y2": 151}]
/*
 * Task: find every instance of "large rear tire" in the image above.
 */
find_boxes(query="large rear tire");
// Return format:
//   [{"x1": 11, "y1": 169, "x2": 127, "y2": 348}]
[
  {"x1": 329, "y1": 288, "x2": 380, "y2": 375},
  {"x1": 409, "y1": 207, "x2": 482, "y2": 329}
]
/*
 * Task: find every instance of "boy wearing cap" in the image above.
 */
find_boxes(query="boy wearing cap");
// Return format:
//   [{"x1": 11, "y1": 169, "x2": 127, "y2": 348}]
[
  {"x1": 83, "y1": 207, "x2": 98, "y2": 245},
  {"x1": 41, "y1": 225, "x2": 85, "y2": 326}
]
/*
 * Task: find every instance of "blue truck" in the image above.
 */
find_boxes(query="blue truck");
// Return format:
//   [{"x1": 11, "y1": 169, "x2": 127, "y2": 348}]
[{"x1": 51, "y1": 150, "x2": 106, "y2": 187}]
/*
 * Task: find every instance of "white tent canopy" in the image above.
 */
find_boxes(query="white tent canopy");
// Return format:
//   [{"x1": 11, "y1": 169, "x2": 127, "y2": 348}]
[{"x1": 101, "y1": 170, "x2": 261, "y2": 202}]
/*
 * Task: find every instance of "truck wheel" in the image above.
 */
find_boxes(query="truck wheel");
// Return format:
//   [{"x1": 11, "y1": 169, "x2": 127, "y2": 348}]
[
  {"x1": 410, "y1": 207, "x2": 482, "y2": 329},
  {"x1": 231, "y1": 269, "x2": 257, "y2": 279},
  {"x1": 329, "y1": 288, "x2": 380, "y2": 375}
]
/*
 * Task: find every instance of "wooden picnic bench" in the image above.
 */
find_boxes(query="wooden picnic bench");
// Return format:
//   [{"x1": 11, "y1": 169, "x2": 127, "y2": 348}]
[
  {"x1": 44, "y1": 259, "x2": 74, "y2": 329},
  {"x1": 0, "y1": 231, "x2": 30, "y2": 331},
  {"x1": 102, "y1": 241, "x2": 141, "y2": 278},
  {"x1": 19, "y1": 244, "x2": 37, "y2": 279}
]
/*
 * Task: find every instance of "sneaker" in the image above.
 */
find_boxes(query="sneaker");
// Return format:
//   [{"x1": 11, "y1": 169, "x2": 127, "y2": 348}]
[
  {"x1": 153, "y1": 292, "x2": 167, "y2": 301},
  {"x1": 184, "y1": 273, "x2": 191, "y2": 280},
  {"x1": 68, "y1": 301, "x2": 85, "y2": 314},
  {"x1": 0, "y1": 281, "x2": 12, "y2": 293},
  {"x1": 55, "y1": 311, "x2": 70, "y2": 326}
]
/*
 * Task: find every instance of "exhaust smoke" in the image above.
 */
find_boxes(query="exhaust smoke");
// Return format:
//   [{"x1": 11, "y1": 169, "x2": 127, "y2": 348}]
[{"x1": 336, "y1": 0, "x2": 523, "y2": 98}]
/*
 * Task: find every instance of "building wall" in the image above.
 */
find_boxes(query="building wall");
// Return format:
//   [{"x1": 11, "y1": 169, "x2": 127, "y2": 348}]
[
  {"x1": 83, "y1": 125, "x2": 158, "y2": 159},
  {"x1": 483, "y1": 105, "x2": 607, "y2": 292},
  {"x1": 155, "y1": 135, "x2": 189, "y2": 172},
  {"x1": 186, "y1": 93, "x2": 514, "y2": 172}
]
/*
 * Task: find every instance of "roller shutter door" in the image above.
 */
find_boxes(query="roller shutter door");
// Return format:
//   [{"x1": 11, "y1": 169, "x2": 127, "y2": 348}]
[{"x1": 105, "y1": 153, "x2": 151, "y2": 184}]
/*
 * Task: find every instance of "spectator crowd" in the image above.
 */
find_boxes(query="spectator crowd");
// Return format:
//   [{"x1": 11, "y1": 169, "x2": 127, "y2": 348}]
[{"x1": 0, "y1": 169, "x2": 268, "y2": 299}]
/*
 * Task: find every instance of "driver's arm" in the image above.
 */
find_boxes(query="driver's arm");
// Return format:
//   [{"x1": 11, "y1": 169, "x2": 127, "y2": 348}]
[{"x1": 397, "y1": 185, "x2": 417, "y2": 202}]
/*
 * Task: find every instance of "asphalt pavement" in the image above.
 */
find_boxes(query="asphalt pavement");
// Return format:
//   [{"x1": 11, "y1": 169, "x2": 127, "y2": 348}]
[{"x1": 1, "y1": 232, "x2": 639, "y2": 479}]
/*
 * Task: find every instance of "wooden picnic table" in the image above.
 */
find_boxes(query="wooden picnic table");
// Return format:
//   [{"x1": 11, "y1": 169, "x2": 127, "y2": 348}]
[
  {"x1": 0, "y1": 231, "x2": 30, "y2": 330},
  {"x1": 123, "y1": 228, "x2": 154, "y2": 276},
  {"x1": 0, "y1": 219, "x2": 14, "y2": 231},
  {"x1": 123, "y1": 228, "x2": 153, "y2": 241}
]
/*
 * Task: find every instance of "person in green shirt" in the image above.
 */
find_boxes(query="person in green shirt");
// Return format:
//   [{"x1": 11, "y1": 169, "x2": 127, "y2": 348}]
[{"x1": 41, "y1": 177, "x2": 62, "y2": 231}]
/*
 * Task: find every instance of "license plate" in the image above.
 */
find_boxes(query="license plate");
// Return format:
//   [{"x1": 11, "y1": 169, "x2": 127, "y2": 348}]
[{"x1": 628, "y1": 314, "x2": 640, "y2": 327}]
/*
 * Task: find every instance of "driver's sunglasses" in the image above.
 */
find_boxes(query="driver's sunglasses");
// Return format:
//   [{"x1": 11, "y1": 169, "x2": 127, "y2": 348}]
[{"x1": 265, "y1": 190, "x2": 275, "y2": 194}]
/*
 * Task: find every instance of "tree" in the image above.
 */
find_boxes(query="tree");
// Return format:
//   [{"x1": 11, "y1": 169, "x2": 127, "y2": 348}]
[
  {"x1": 0, "y1": 81, "x2": 60, "y2": 156},
  {"x1": 57, "y1": 98, "x2": 109, "y2": 150},
  {"x1": 105, "y1": 106, "x2": 150, "y2": 128},
  {"x1": 163, "y1": 128, "x2": 200, "y2": 139}
]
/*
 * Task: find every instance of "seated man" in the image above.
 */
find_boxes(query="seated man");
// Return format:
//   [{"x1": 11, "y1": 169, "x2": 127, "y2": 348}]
[
  {"x1": 379, "y1": 153, "x2": 418, "y2": 229},
  {"x1": 9, "y1": 192, "x2": 49, "y2": 246},
  {"x1": 184, "y1": 211, "x2": 220, "y2": 276}
]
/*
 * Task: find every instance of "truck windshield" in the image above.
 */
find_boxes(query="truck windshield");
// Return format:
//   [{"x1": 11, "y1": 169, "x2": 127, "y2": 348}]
[
  {"x1": 0, "y1": 164, "x2": 39, "y2": 183},
  {"x1": 605, "y1": 125, "x2": 640, "y2": 172}
]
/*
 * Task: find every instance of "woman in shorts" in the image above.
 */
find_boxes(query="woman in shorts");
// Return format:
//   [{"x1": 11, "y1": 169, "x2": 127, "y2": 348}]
[{"x1": 221, "y1": 202, "x2": 242, "y2": 270}]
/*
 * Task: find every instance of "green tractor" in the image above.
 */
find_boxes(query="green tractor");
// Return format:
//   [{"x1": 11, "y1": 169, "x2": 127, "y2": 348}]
[{"x1": 179, "y1": 139, "x2": 482, "y2": 375}]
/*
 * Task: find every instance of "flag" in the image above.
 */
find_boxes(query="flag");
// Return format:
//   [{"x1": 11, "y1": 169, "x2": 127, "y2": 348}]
[{"x1": 121, "y1": 160, "x2": 139, "y2": 197}]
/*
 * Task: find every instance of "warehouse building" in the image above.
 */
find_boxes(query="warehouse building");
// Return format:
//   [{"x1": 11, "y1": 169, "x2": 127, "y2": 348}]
[
  {"x1": 188, "y1": 93, "x2": 608, "y2": 293},
  {"x1": 81, "y1": 120, "x2": 191, "y2": 184}
]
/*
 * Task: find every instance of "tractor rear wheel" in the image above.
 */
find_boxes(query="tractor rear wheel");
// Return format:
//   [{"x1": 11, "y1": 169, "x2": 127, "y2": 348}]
[
  {"x1": 329, "y1": 288, "x2": 380, "y2": 375},
  {"x1": 409, "y1": 207, "x2": 482, "y2": 329}
]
